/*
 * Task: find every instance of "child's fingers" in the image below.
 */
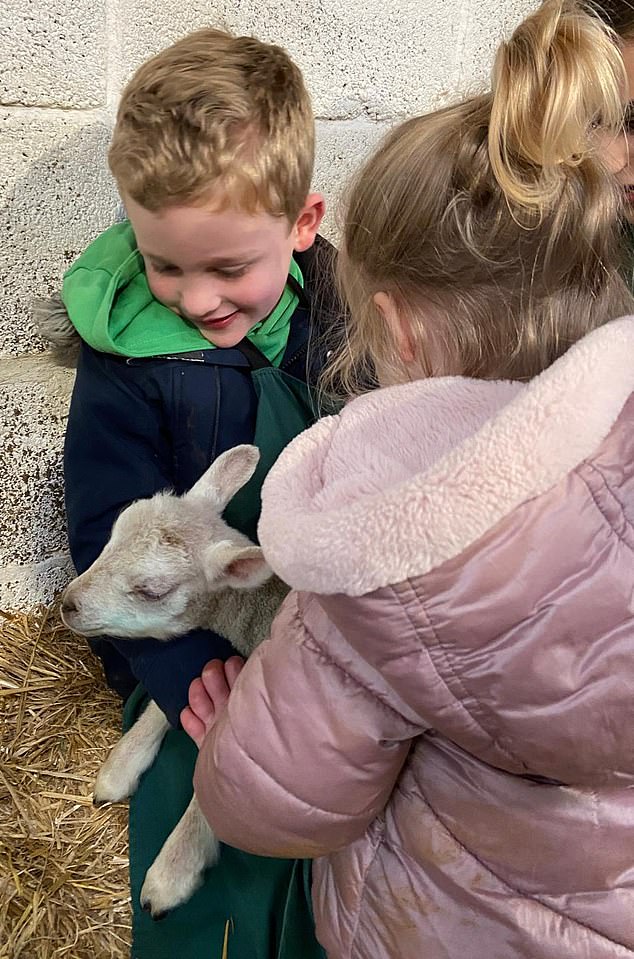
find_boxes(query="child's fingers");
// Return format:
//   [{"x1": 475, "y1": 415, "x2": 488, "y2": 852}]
[
  {"x1": 201, "y1": 659, "x2": 232, "y2": 711},
  {"x1": 180, "y1": 706, "x2": 206, "y2": 748},
  {"x1": 188, "y1": 676, "x2": 217, "y2": 726},
  {"x1": 184, "y1": 658, "x2": 243, "y2": 748},
  {"x1": 224, "y1": 656, "x2": 245, "y2": 690}
]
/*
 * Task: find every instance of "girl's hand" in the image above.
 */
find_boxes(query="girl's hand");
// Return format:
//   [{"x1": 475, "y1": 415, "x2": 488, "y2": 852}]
[{"x1": 181, "y1": 656, "x2": 245, "y2": 748}]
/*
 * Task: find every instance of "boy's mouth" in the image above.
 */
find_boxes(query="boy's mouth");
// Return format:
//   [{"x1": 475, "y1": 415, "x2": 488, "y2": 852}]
[{"x1": 198, "y1": 310, "x2": 239, "y2": 330}]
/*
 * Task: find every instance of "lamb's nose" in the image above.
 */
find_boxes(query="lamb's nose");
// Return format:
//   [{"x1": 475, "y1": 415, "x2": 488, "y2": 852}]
[
  {"x1": 60, "y1": 588, "x2": 79, "y2": 620},
  {"x1": 62, "y1": 597, "x2": 77, "y2": 615}
]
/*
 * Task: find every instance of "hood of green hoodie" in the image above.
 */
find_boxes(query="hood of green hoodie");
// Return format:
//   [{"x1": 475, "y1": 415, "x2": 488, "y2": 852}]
[{"x1": 61, "y1": 221, "x2": 303, "y2": 364}]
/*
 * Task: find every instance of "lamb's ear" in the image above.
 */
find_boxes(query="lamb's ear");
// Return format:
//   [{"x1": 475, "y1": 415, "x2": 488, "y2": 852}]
[
  {"x1": 188, "y1": 446, "x2": 260, "y2": 511},
  {"x1": 202, "y1": 541, "x2": 272, "y2": 589}
]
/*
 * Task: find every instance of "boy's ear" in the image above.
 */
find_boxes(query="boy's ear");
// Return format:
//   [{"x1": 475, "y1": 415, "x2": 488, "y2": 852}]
[
  {"x1": 202, "y1": 541, "x2": 272, "y2": 589},
  {"x1": 292, "y1": 193, "x2": 325, "y2": 253}
]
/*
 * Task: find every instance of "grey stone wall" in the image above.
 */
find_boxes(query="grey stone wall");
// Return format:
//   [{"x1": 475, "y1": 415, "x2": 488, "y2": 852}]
[{"x1": 0, "y1": 0, "x2": 535, "y2": 607}]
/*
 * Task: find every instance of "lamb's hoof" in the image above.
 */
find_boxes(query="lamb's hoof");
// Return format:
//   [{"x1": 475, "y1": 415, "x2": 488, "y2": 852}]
[
  {"x1": 141, "y1": 899, "x2": 168, "y2": 921},
  {"x1": 139, "y1": 805, "x2": 220, "y2": 917},
  {"x1": 140, "y1": 854, "x2": 208, "y2": 919},
  {"x1": 93, "y1": 764, "x2": 138, "y2": 806}
]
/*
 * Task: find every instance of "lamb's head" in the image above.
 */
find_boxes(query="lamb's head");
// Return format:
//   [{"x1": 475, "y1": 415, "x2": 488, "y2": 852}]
[{"x1": 61, "y1": 445, "x2": 272, "y2": 640}]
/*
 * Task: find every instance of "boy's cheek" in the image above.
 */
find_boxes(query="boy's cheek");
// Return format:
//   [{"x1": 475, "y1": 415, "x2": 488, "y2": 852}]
[
  {"x1": 147, "y1": 275, "x2": 176, "y2": 310},
  {"x1": 247, "y1": 266, "x2": 291, "y2": 310},
  {"x1": 601, "y1": 136, "x2": 628, "y2": 175}
]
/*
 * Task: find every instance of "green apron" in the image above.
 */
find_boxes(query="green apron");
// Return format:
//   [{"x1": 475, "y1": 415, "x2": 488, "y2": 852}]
[
  {"x1": 124, "y1": 348, "x2": 327, "y2": 959},
  {"x1": 223, "y1": 340, "x2": 321, "y2": 543}
]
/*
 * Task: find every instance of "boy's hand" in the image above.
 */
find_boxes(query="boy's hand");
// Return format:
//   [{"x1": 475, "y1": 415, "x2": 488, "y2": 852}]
[{"x1": 181, "y1": 657, "x2": 245, "y2": 748}]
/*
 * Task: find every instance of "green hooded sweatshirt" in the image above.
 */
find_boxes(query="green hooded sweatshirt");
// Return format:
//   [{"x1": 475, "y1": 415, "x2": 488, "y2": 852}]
[{"x1": 61, "y1": 221, "x2": 302, "y2": 365}]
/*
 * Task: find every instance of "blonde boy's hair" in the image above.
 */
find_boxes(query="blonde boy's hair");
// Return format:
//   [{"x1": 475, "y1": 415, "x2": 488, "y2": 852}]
[
  {"x1": 108, "y1": 29, "x2": 314, "y2": 223},
  {"x1": 325, "y1": 0, "x2": 634, "y2": 396}
]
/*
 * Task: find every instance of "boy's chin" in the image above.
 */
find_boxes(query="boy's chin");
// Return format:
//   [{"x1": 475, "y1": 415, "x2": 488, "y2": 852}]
[
  {"x1": 197, "y1": 322, "x2": 257, "y2": 349},
  {"x1": 199, "y1": 331, "x2": 242, "y2": 348}
]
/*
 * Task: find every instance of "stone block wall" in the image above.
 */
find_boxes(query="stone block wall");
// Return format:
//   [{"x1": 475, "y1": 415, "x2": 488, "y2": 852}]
[{"x1": 0, "y1": 0, "x2": 535, "y2": 606}]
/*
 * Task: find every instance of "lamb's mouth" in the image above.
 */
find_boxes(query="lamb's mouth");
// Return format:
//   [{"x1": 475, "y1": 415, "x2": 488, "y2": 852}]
[{"x1": 60, "y1": 615, "x2": 104, "y2": 637}]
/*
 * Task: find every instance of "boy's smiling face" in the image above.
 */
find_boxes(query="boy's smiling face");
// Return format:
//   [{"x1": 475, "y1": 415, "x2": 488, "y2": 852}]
[
  {"x1": 602, "y1": 40, "x2": 634, "y2": 222},
  {"x1": 619, "y1": 41, "x2": 634, "y2": 220},
  {"x1": 125, "y1": 194, "x2": 324, "y2": 348}
]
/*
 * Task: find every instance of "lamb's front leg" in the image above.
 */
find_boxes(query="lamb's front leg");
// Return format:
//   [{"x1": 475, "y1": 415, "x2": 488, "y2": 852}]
[
  {"x1": 140, "y1": 795, "x2": 219, "y2": 919},
  {"x1": 94, "y1": 699, "x2": 170, "y2": 804}
]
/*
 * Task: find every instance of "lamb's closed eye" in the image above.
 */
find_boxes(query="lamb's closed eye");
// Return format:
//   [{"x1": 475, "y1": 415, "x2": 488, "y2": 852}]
[{"x1": 132, "y1": 583, "x2": 175, "y2": 602}]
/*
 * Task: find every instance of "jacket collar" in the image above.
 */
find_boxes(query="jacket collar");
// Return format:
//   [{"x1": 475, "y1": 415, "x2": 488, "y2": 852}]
[{"x1": 259, "y1": 317, "x2": 634, "y2": 596}]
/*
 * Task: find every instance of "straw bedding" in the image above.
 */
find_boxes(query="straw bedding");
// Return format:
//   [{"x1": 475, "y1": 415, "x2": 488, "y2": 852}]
[{"x1": 0, "y1": 604, "x2": 131, "y2": 958}]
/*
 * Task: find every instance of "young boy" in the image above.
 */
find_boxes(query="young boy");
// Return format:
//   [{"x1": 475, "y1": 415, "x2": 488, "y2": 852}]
[
  {"x1": 60, "y1": 28, "x2": 335, "y2": 730},
  {"x1": 595, "y1": 2, "x2": 634, "y2": 285},
  {"x1": 49, "y1": 28, "x2": 336, "y2": 957}
]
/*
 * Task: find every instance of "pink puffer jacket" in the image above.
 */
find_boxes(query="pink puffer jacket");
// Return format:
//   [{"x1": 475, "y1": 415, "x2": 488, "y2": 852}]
[{"x1": 194, "y1": 318, "x2": 634, "y2": 959}]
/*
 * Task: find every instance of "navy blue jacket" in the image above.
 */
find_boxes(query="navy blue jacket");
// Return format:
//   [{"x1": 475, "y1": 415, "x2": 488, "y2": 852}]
[{"x1": 64, "y1": 237, "x2": 339, "y2": 725}]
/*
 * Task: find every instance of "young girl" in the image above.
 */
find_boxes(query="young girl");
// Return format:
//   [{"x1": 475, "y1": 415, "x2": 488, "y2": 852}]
[{"x1": 184, "y1": 2, "x2": 634, "y2": 956}]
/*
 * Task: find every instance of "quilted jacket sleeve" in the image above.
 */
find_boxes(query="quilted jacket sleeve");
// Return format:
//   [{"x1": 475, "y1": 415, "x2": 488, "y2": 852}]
[
  {"x1": 193, "y1": 590, "x2": 420, "y2": 858},
  {"x1": 64, "y1": 342, "x2": 237, "y2": 725}
]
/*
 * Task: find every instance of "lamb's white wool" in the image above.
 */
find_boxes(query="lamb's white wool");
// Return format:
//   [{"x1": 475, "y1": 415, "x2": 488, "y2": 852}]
[
  {"x1": 61, "y1": 444, "x2": 288, "y2": 651},
  {"x1": 61, "y1": 445, "x2": 289, "y2": 919}
]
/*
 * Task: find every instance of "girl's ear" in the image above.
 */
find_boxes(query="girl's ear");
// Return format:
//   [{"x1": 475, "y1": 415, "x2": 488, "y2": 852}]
[{"x1": 373, "y1": 291, "x2": 415, "y2": 363}]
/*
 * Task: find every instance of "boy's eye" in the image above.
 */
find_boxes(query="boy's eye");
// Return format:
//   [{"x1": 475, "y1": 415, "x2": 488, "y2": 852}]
[
  {"x1": 153, "y1": 263, "x2": 180, "y2": 275},
  {"x1": 215, "y1": 266, "x2": 248, "y2": 279}
]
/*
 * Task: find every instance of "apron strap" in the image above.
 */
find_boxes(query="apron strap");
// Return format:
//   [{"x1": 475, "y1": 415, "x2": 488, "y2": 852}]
[
  {"x1": 235, "y1": 271, "x2": 308, "y2": 371},
  {"x1": 234, "y1": 338, "x2": 273, "y2": 370},
  {"x1": 287, "y1": 271, "x2": 309, "y2": 308}
]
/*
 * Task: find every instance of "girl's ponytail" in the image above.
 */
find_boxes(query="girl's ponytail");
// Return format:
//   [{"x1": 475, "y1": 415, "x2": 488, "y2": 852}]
[
  {"x1": 325, "y1": 0, "x2": 634, "y2": 397},
  {"x1": 489, "y1": 0, "x2": 625, "y2": 212}
]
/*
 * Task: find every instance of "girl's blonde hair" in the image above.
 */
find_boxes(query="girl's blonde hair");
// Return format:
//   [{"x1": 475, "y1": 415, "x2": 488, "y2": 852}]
[{"x1": 326, "y1": 0, "x2": 634, "y2": 396}]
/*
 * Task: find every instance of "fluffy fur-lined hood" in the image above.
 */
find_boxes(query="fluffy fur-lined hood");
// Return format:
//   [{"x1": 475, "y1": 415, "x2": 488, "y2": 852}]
[{"x1": 259, "y1": 316, "x2": 634, "y2": 596}]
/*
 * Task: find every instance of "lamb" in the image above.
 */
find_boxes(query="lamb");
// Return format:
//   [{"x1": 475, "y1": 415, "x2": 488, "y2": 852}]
[{"x1": 60, "y1": 444, "x2": 289, "y2": 919}]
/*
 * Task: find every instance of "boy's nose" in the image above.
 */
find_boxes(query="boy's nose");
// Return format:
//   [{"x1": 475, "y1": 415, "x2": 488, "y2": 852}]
[{"x1": 179, "y1": 282, "x2": 223, "y2": 321}]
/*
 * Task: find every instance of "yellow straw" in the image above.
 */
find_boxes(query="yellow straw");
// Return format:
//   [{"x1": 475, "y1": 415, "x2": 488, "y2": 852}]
[{"x1": 221, "y1": 917, "x2": 234, "y2": 958}]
